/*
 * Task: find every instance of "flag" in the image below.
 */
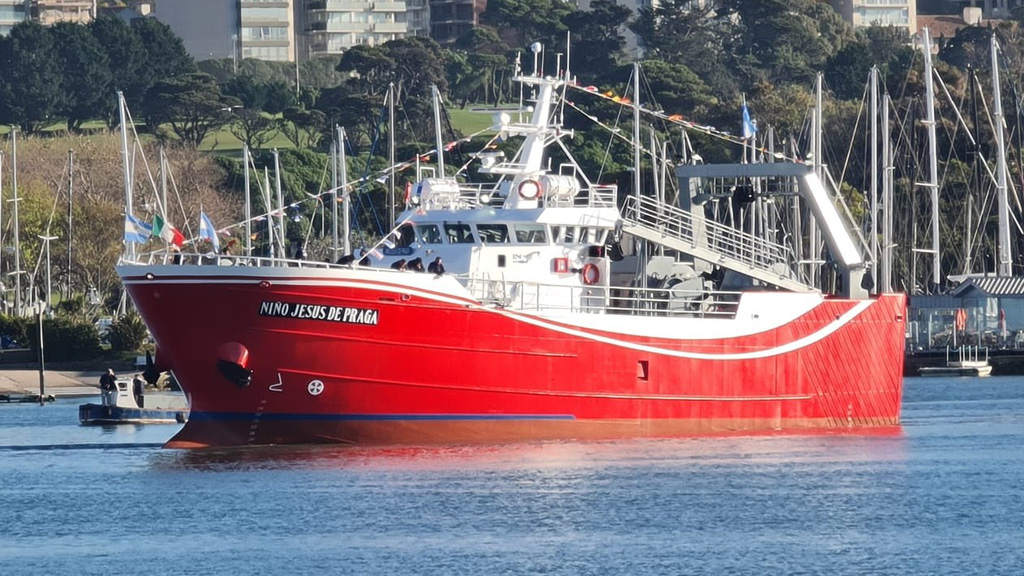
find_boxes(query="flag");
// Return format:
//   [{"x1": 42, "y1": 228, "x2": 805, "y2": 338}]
[
  {"x1": 199, "y1": 211, "x2": 220, "y2": 253},
  {"x1": 741, "y1": 98, "x2": 757, "y2": 140},
  {"x1": 124, "y1": 214, "x2": 152, "y2": 244},
  {"x1": 368, "y1": 247, "x2": 383, "y2": 260},
  {"x1": 152, "y1": 214, "x2": 184, "y2": 247},
  {"x1": 382, "y1": 238, "x2": 395, "y2": 249}
]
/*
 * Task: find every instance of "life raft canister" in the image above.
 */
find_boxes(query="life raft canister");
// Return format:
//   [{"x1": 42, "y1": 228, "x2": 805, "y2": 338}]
[{"x1": 581, "y1": 263, "x2": 600, "y2": 285}]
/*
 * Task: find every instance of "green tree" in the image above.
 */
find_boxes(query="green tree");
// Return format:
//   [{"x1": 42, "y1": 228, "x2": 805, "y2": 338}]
[
  {"x1": 144, "y1": 72, "x2": 239, "y2": 148},
  {"x1": 132, "y1": 17, "x2": 196, "y2": 99},
  {"x1": 229, "y1": 108, "x2": 276, "y2": 151},
  {"x1": 90, "y1": 16, "x2": 146, "y2": 125},
  {"x1": 0, "y1": 22, "x2": 67, "y2": 132},
  {"x1": 51, "y1": 22, "x2": 113, "y2": 132},
  {"x1": 481, "y1": 0, "x2": 573, "y2": 49},
  {"x1": 562, "y1": 0, "x2": 630, "y2": 83}
]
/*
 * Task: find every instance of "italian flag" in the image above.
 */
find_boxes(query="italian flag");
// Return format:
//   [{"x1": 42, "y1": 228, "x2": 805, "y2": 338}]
[{"x1": 152, "y1": 214, "x2": 184, "y2": 247}]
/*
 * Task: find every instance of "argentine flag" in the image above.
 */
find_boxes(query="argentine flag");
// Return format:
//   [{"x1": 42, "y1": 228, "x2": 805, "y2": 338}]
[
  {"x1": 199, "y1": 211, "x2": 220, "y2": 253},
  {"x1": 124, "y1": 214, "x2": 152, "y2": 244},
  {"x1": 741, "y1": 98, "x2": 757, "y2": 140}
]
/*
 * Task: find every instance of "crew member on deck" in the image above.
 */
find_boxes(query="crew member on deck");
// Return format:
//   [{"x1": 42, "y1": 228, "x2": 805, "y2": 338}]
[
  {"x1": 132, "y1": 373, "x2": 145, "y2": 408},
  {"x1": 428, "y1": 257, "x2": 445, "y2": 275},
  {"x1": 99, "y1": 368, "x2": 117, "y2": 406},
  {"x1": 408, "y1": 257, "x2": 425, "y2": 272}
]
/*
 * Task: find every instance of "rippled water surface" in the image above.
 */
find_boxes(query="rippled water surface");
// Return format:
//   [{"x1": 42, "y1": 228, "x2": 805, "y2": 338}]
[{"x1": 0, "y1": 377, "x2": 1021, "y2": 575}]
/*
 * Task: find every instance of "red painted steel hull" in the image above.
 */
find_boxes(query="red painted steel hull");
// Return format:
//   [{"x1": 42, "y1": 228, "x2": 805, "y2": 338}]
[{"x1": 120, "y1": 266, "x2": 905, "y2": 448}]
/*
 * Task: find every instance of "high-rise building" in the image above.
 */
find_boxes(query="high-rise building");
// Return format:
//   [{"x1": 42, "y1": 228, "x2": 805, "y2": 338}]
[
  {"x1": 3, "y1": 0, "x2": 98, "y2": 35},
  {"x1": 830, "y1": 0, "x2": 918, "y2": 34},
  {"x1": 303, "y1": 0, "x2": 409, "y2": 58},
  {"x1": 151, "y1": 0, "x2": 239, "y2": 60},
  {"x1": 0, "y1": 1, "x2": 29, "y2": 36},
  {"x1": 428, "y1": 0, "x2": 482, "y2": 46},
  {"x1": 239, "y1": 0, "x2": 294, "y2": 61},
  {"x1": 33, "y1": 0, "x2": 95, "y2": 25}
]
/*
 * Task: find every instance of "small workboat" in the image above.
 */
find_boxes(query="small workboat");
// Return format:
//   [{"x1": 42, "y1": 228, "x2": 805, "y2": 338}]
[{"x1": 79, "y1": 378, "x2": 189, "y2": 425}]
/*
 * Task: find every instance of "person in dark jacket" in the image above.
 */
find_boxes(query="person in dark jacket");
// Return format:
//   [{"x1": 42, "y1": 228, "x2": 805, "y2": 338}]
[
  {"x1": 99, "y1": 368, "x2": 117, "y2": 406},
  {"x1": 427, "y1": 257, "x2": 445, "y2": 276},
  {"x1": 132, "y1": 373, "x2": 145, "y2": 408}
]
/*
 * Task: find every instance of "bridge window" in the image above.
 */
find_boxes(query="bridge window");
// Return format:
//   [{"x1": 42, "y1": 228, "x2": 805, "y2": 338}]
[
  {"x1": 417, "y1": 224, "x2": 442, "y2": 244},
  {"x1": 477, "y1": 223, "x2": 510, "y2": 244},
  {"x1": 444, "y1": 223, "x2": 475, "y2": 244},
  {"x1": 395, "y1": 223, "x2": 416, "y2": 247},
  {"x1": 514, "y1": 224, "x2": 547, "y2": 244}
]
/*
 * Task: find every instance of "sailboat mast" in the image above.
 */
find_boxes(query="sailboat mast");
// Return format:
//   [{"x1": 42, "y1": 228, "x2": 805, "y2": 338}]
[
  {"x1": 882, "y1": 93, "x2": 893, "y2": 293},
  {"x1": 118, "y1": 92, "x2": 134, "y2": 262},
  {"x1": 992, "y1": 34, "x2": 1012, "y2": 276},
  {"x1": 922, "y1": 28, "x2": 941, "y2": 291},
  {"x1": 340, "y1": 126, "x2": 351, "y2": 256},
  {"x1": 389, "y1": 82, "x2": 396, "y2": 226},
  {"x1": 870, "y1": 66, "x2": 879, "y2": 290},
  {"x1": 273, "y1": 149, "x2": 285, "y2": 259},
  {"x1": 67, "y1": 149, "x2": 73, "y2": 300},
  {"x1": 12, "y1": 128, "x2": 21, "y2": 315},
  {"x1": 330, "y1": 134, "x2": 338, "y2": 261},
  {"x1": 243, "y1": 145, "x2": 252, "y2": 258}
]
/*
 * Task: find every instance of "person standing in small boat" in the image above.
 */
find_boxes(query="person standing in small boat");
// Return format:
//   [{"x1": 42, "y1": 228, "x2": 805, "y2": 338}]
[
  {"x1": 99, "y1": 369, "x2": 117, "y2": 406},
  {"x1": 132, "y1": 373, "x2": 145, "y2": 408}
]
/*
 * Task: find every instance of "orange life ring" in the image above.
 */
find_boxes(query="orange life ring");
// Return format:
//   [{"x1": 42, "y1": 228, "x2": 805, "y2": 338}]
[{"x1": 581, "y1": 263, "x2": 600, "y2": 285}]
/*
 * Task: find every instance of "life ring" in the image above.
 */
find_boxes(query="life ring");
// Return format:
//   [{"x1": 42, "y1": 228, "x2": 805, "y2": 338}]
[
  {"x1": 518, "y1": 179, "x2": 541, "y2": 200},
  {"x1": 581, "y1": 263, "x2": 600, "y2": 285}
]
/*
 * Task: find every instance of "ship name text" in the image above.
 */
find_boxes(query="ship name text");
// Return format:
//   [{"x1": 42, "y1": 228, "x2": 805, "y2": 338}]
[{"x1": 259, "y1": 301, "x2": 379, "y2": 325}]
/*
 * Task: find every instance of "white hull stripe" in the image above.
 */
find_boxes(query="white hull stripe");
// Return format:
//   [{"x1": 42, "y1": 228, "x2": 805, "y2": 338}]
[{"x1": 123, "y1": 273, "x2": 874, "y2": 360}]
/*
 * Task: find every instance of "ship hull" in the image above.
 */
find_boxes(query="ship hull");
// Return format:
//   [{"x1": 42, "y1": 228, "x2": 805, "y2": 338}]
[{"x1": 120, "y1": 265, "x2": 905, "y2": 448}]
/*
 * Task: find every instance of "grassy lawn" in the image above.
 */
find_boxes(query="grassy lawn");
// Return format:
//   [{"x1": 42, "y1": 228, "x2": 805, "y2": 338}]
[{"x1": 448, "y1": 107, "x2": 500, "y2": 136}]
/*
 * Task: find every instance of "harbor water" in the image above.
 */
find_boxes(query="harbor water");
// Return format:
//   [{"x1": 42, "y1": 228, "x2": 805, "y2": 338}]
[{"x1": 0, "y1": 377, "x2": 1021, "y2": 575}]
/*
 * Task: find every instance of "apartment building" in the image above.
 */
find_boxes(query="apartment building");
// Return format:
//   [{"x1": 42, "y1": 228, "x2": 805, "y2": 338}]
[
  {"x1": 0, "y1": 1, "x2": 27, "y2": 36},
  {"x1": 2, "y1": 0, "x2": 96, "y2": 35},
  {"x1": 429, "y1": 0, "x2": 482, "y2": 46},
  {"x1": 829, "y1": 0, "x2": 918, "y2": 34},
  {"x1": 239, "y1": 0, "x2": 294, "y2": 61},
  {"x1": 301, "y1": 0, "x2": 411, "y2": 58},
  {"x1": 34, "y1": 0, "x2": 94, "y2": 25}
]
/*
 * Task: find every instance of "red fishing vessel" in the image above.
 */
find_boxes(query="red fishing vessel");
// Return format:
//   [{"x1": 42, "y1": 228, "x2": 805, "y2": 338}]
[{"x1": 118, "y1": 49, "x2": 904, "y2": 448}]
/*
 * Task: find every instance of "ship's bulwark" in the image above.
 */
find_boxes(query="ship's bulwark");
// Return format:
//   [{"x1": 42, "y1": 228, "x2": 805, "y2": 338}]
[{"x1": 122, "y1": 267, "x2": 905, "y2": 448}]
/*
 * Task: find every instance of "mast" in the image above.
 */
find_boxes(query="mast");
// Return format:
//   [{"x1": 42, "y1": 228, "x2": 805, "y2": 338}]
[
  {"x1": 432, "y1": 85, "x2": 445, "y2": 178},
  {"x1": 810, "y1": 73, "x2": 823, "y2": 288},
  {"x1": 273, "y1": 149, "x2": 285, "y2": 259},
  {"x1": 330, "y1": 134, "x2": 338, "y2": 261},
  {"x1": 992, "y1": 34, "x2": 1012, "y2": 276},
  {"x1": 0, "y1": 150, "x2": 4, "y2": 305},
  {"x1": 389, "y1": 82, "x2": 396, "y2": 225},
  {"x1": 633, "y1": 62, "x2": 644, "y2": 287},
  {"x1": 966, "y1": 65, "x2": 979, "y2": 275},
  {"x1": 870, "y1": 66, "x2": 879, "y2": 291},
  {"x1": 67, "y1": 149, "x2": 73, "y2": 300},
  {"x1": 118, "y1": 92, "x2": 134, "y2": 262},
  {"x1": 243, "y1": 145, "x2": 252, "y2": 258},
  {"x1": 263, "y1": 167, "x2": 273, "y2": 257},
  {"x1": 159, "y1": 147, "x2": 168, "y2": 226},
  {"x1": 922, "y1": 28, "x2": 941, "y2": 291},
  {"x1": 882, "y1": 93, "x2": 893, "y2": 293},
  {"x1": 12, "y1": 128, "x2": 22, "y2": 315},
  {"x1": 339, "y1": 126, "x2": 350, "y2": 256}
]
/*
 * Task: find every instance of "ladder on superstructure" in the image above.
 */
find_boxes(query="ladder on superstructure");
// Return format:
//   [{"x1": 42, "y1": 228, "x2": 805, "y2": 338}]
[{"x1": 621, "y1": 195, "x2": 815, "y2": 293}]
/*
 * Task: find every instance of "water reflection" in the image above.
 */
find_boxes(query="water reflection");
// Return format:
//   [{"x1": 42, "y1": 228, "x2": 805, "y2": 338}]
[{"x1": 150, "y1": 430, "x2": 909, "y2": 474}]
